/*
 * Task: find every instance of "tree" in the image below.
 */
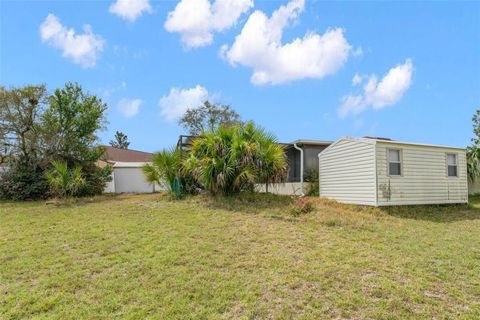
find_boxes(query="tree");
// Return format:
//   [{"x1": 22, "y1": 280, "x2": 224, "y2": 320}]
[
  {"x1": 0, "y1": 85, "x2": 47, "y2": 164},
  {"x1": 42, "y1": 83, "x2": 111, "y2": 196},
  {"x1": 109, "y1": 131, "x2": 130, "y2": 149},
  {"x1": 0, "y1": 83, "x2": 111, "y2": 200},
  {"x1": 45, "y1": 161, "x2": 85, "y2": 198},
  {"x1": 467, "y1": 109, "x2": 480, "y2": 182},
  {"x1": 43, "y1": 82, "x2": 108, "y2": 166},
  {"x1": 143, "y1": 147, "x2": 180, "y2": 192},
  {"x1": 183, "y1": 122, "x2": 287, "y2": 195},
  {"x1": 255, "y1": 128, "x2": 288, "y2": 192},
  {"x1": 179, "y1": 101, "x2": 241, "y2": 135},
  {"x1": 0, "y1": 85, "x2": 50, "y2": 200}
]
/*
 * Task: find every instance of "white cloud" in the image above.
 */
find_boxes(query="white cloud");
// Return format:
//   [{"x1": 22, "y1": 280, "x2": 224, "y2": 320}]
[
  {"x1": 109, "y1": 0, "x2": 152, "y2": 22},
  {"x1": 339, "y1": 59, "x2": 414, "y2": 117},
  {"x1": 117, "y1": 98, "x2": 142, "y2": 117},
  {"x1": 221, "y1": 0, "x2": 352, "y2": 85},
  {"x1": 97, "y1": 81, "x2": 127, "y2": 100},
  {"x1": 352, "y1": 73, "x2": 363, "y2": 86},
  {"x1": 159, "y1": 85, "x2": 209, "y2": 121},
  {"x1": 352, "y1": 47, "x2": 363, "y2": 57},
  {"x1": 164, "y1": 0, "x2": 253, "y2": 48},
  {"x1": 40, "y1": 14, "x2": 104, "y2": 68}
]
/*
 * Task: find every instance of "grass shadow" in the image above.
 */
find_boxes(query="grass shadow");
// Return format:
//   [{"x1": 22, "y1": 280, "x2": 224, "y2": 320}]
[
  {"x1": 380, "y1": 203, "x2": 480, "y2": 223},
  {"x1": 43, "y1": 193, "x2": 165, "y2": 209},
  {"x1": 196, "y1": 192, "x2": 295, "y2": 215}
]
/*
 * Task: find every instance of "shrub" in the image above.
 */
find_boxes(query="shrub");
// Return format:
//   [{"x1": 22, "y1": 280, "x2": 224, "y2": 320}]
[
  {"x1": 79, "y1": 165, "x2": 112, "y2": 196},
  {"x1": 305, "y1": 168, "x2": 319, "y2": 196},
  {"x1": 183, "y1": 122, "x2": 287, "y2": 195},
  {"x1": 0, "y1": 161, "x2": 50, "y2": 200},
  {"x1": 45, "y1": 161, "x2": 85, "y2": 198},
  {"x1": 143, "y1": 148, "x2": 181, "y2": 192},
  {"x1": 289, "y1": 197, "x2": 315, "y2": 216}
]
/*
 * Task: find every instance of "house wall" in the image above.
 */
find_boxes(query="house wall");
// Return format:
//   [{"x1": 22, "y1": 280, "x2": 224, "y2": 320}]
[
  {"x1": 255, "y1": 182, "x2": 311, "y2": 196},
  {"x1": 318, "y1": 138, "x2": 377, "y2": 205},
  {"x1": 375, "y1": 142, "x2": 468, "y2": 205}
]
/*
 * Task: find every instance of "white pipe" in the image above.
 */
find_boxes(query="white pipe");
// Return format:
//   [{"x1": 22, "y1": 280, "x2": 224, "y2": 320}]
[{"x1": 293, "y1": 143, "x2": 304, "y2": 196}]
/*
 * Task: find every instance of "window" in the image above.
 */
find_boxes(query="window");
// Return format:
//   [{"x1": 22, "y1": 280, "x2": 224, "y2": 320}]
[
  {"x1": 388, "y1": 149, "x2": 402, "y2": 176},
  {"x1": 447, "y1": 154, "x2": 458, "y2": 177}
]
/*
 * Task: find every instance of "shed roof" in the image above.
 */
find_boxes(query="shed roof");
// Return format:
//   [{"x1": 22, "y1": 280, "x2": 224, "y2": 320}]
[{"x1": 360, "y1": 137, "x2": 465, "y2": 150}]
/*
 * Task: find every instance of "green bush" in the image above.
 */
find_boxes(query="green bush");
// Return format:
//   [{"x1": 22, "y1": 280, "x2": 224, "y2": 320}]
[
  {"x1": 45, "y1": 161, "x2": 85, "y2": 198},
  {"x1": 305, "y1": 168, "x2": 319, "y2": 196},
  {"x1": 143, "y1": 148, "x2": 181, "y2": 193},
  {"x1": 183, "y1": 122, "x2": 287, "y2": 195},
  {"x1": 79, "y1": 165, "x2": 112, "y2": 196},
  {"x1": 0, "y1": 161, "x2": 50, "y2": 200}
]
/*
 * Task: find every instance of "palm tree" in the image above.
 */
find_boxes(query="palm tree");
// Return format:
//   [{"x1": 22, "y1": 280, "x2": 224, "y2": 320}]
[
  {"x1": 183, "y1": 122, "x2": 287, "y2": 195},
  {"x1": 256, "y1": 135, "x2": 287, "y2": 192},
  {"x1": 143, "y1": 147, "x2": 180, "y2": 192},
  {"x1": 467, "y1": 146, "x2": 480, "y2": 182},
  {"x1": 45, "y1": 161, "x2": 85, "y2": 198}
]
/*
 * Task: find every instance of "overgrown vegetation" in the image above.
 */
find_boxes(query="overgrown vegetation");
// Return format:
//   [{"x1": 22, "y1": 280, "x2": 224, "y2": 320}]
[
  {"x1": 304, "y1": 168, "x2": 319, "y2": 196},
  {"x1": 467, "y1": 108, "x2": 480, "y2": 182},
  {"x1": 183, "y1": 122, "x2": 287, "y2": 195},
  {"x1": 0, "y1": 83, "x2": 111, "y2": 200},
  {"x1": 289, "y1": 197, "x2": 315, "y2": 216},
  {"x1": 45, "y1": 161, "x2": 85, "y2": 198},
  {"x1": 1, "y1": 193, "x2": 478, "y2": 319},
  {"x1": 143, "y1": 147, "x2": 181, "y2": 192}
]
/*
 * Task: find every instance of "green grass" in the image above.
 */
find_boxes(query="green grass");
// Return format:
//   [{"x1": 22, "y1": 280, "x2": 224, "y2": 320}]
[{"x1": 1, "y1": 193, "x2": 479, "y2": 319}]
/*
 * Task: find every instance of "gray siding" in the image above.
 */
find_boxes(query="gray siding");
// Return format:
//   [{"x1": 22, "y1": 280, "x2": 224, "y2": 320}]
[
  {"x1": 376, "y1": 142, "x2": 468, "y2": 205},
  {"x1": 319, "y1": 138, "x2": 377, "y2": 205}
]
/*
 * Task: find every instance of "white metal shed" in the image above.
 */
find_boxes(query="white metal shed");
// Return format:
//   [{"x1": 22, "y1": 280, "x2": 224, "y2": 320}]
[{"x1": 318, "y1": 137, "x2": 468, "y2": 206}]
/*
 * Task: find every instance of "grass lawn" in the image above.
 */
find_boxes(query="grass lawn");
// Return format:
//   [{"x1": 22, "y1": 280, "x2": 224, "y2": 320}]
[{"x1": 1, "y1": 193, "x2": 479, "y2": 319}]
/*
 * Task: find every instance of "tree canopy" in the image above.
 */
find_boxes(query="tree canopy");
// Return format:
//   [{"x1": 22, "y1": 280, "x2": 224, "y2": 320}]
[
  {"x1": 0, "y1": 85, "x2": 47, "y2": 165},
  {"x1": 42, "y1": 82, "x2": 107, "y2": 166},
  {"x1": 109, "y1": 131, "x2": 130, "y2": 149},
  {"x1": 179, "y1": 101, "x2": 241, "y2": 135}
]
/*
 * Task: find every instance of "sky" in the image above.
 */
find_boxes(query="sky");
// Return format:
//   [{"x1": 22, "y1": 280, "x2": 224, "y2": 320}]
[{"x1": 1, "y1": 0, "x2": 479, "y2": 152}]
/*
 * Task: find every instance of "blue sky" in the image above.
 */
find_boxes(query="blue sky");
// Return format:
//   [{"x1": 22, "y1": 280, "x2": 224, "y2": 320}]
[{"x1": 1, "y1": 0, "x2": 479, "y2": 152}]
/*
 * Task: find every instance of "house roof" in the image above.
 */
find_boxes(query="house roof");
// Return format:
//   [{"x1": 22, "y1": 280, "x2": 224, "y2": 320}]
[
  {"x1": 101, "y1": 146, "x2": 153, "y2": 163},
  {"x1": 289, "y1": 139, "x2": 333, "y2": 145}
]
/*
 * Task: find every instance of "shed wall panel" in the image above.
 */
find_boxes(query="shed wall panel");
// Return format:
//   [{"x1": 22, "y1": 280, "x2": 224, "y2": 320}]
[
  {"x1": 375, "y1": 142, "x2": 468, "y2": 205},
  {"x1": 319, "y1": 139, "x2": 376, "y2": 205}
]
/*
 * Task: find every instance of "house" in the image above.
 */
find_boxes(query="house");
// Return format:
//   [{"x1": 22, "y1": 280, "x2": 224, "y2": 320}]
[
  {"x1": 99, "y1": 146, "x2": 158, "y2": 193},
  {"x1": 257, "y1": 139, "x2": 332, "y2": 195},
  {"x1": 318, "y1": 137, "x2": 468, "y2": 206}
]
